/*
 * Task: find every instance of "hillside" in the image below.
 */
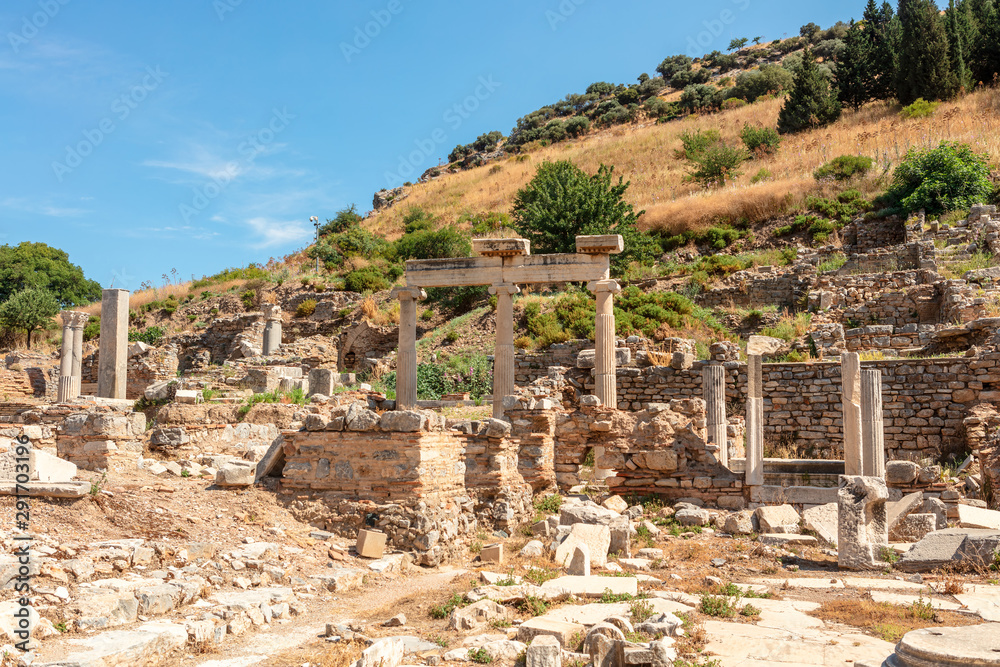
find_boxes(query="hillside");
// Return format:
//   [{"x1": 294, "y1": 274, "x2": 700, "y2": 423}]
[{"x1": 366, "y1": 88, "x2": 1000, "y2": 240}]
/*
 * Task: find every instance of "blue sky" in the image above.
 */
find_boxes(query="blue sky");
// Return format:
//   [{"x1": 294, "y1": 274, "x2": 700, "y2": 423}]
[{"x1": 0, "y1": 0, "x2": 855, "y2": 291}]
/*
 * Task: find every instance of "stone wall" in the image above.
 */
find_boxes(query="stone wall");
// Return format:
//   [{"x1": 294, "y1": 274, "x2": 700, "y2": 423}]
[
  {"x1": 57, "y1": 405, "x2": 147, "y2": 472},
  {"x1": 82, "y1": 346, "x2": 181, "y2": 400},
  {"x1": 696, "y1": 267, "x2": 814, "y2": 310},
  {"x1": 571, "y1": 354, "x2": 1000, "y2": 462},
  {"x1": 0, "y1": 368, "x2": 34, "y2": 401}
]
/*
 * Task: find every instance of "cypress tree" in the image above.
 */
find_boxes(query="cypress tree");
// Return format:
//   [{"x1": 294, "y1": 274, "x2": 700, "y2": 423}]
[
  {"x1": 838, "y1": 20, "x2": 875, "y2": 110},
  {"x1": 777, "y1": 47, "x2": 842, "y2": 134},
  {"x1": 864, "y1": 0, "x2": 900, "y2": 100},
  {"x1": 966, "y1": 0, "x2": 1000, "y2": 84},
  {"x1": 896, "y1": 0, "x2": 960, "y2": 103},
  {"x1": 947, "y1": 0, "x2": 972, "y2": 91}
]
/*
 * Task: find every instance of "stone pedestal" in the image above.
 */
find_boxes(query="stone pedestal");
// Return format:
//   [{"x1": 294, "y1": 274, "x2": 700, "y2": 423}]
[
  {"x1": 97, "y1": 289, "x2": 129, "y2": 399},
  {"x1": 842, "y1": 352, "x2": 863, "y2": 476},
  {"x1": 703, "y1": 364, "x2": 727, "y2": 466},
  {"x1": 262, "y1": 304, "x2": 282, "y2": 355},
  {"x1": 392, "y1": 286, "x2": 426, "y2": 410},
  {"x1": 746, "y1": 355, "x2": 764, "y2": 486},
  {"x1": 860, "y1": 369, "x2": 885, "y2": 479},
  {"x1": 837, "y1": 475, "x2": 889, "y2": 570},
  {"x1": 588, "y1": 280, "x2": 621, "y2": 411},
  {"x1": 489, "y1": 284, "x2": 520, "y2": 418}
]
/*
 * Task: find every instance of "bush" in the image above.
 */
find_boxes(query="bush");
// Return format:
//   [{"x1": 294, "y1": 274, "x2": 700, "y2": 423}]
[
  {"x1": 721, "y1": 98, "x2": 747, "y2": 110},
  {"x1": 740, "y1": 124, "x2": 782, "y2": 156},
  {"x1": 565, "y1": 115, "x2": 591, "y2": 137},
  {"x1": 676, "y1": 130, "x2": 722, "y2": 161},
  {"x1": 395, "y1": 226, "x2": 471, "y2": 261},
  {"x1": 751, "y1": 168, "x2": 772, "y2": 183},
  {"x1": 883, "y1": 142, "x2": 994, "y2": 216},
  {"x1": 689, "y1": 142, "x2": 749, "y2": 186},
  {"x1": 813, "y1": 155, "x2": 873, "y2": 181},
  {"x1": 128, "y1": 326, "x2": 166, "y2": 346},
  {"x1": 295, "y1": 299, "x2": 317, "y2": 318},
  {"x1": 900, "y1": 98, "x2": 941, "y2": 119},
  {"x1": 319, "y1": 205, "x2": 363, "y2": 236},
  {"x1": 344, "y1": 268, "x2": 390, "y2": 293},
  {"x1": 679, "y1": 84, "x2": 718, "y2": 112},
  {"x1": 731, "y1": 64, "x2": 795, "y2": 102},
  {"x1": 83, "y1": 315, "x2": 100, "y2": 341},
  {"x1": 425, "y1": 285, "x2": 489, "y2": 312}
]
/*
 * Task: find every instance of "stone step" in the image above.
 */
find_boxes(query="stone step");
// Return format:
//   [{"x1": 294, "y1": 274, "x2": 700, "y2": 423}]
[{"x1": 34, "y1": 621, "x2": 188, "y2": 667}]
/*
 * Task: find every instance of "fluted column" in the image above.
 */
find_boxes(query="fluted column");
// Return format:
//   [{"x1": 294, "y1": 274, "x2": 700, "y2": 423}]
[
  {"x1": 842, "y1": 353, "x2": 863, "y2": 476},
  {"x1": 57, "y1": 311, "x2": 82, "y2": 402},
  {"x1": 861, "y1": 369, "x2": 886, "y2": 478},
  {"x1": 746, "y1": 354, "x2": 764, "y2": 485},
  {"x1": 489, "y1": 284, "x2": 520, "y2": 418},
  {"x1": 588, "y1": 280, "x2": 622, "y2": 410},
  {"x1": 97, "y1": 289, "x2": 129, "y2": 399},
  {"x1": 262, "y1": 304, "x2": 283, "y2": 355},
  {"x1": 392, "y1": 286, "x2": 426, "y2": 410},
  {"x1": 71, "y1": 312, "x2": 86, "y2": 397},
  {"x1": 703, "y1": 364, "x2": 728, "y2": 466}
]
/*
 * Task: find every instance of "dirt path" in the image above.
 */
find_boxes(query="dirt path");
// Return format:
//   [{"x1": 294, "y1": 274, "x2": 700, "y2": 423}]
[{"x1": 173, "y1": 568, "x2": 468, "y2": 667}]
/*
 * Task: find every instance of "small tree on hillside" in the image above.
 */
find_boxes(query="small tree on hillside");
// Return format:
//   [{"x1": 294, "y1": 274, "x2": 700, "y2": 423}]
[
  {"x1": 896, "y1": 0, "x2": 959, "y2": 104},
  {"x1": 511, "y1": 161, "x2": 657, "y2": 275},
  {"x1": 777, "y1": 48, "x2": 842, "y2": 134},
  {"x1": 729, "y1": 37, "x2": 749, "y2": 51},
  {"x1": 837, "y1": 20, "x2": 875, "y2": 110},
  {"x1": 0, "y1": 288, "x2": 59, "y2": 349}
]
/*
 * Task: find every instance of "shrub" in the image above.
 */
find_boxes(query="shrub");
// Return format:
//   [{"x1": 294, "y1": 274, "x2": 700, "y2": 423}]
[
  {"x1": 344, "y1": 268, "x2": 390, "y2": 293},
  {"x1": 677, "y1": 130, "x2": 722, "y2": 161},
  {"x1": 900, "y1": 98, "x2": 941, "y2": 119},
  {"x1": 814, "y1": 155, "x2": 873, "y2": 181},
  {"x1": 295, "y1": 299, "x2": 317, "y2": 318},
  {"x1": 395, "y1": 226, "x2": 471, "y2": 261},
  {"x1": 565, "y1": 115, "x2": 591, "y2": 137},
  {"x1": 420, "y1": 308, "x2": 433, "y2": 321},
  {"x1": 721, "y1": 98, "x2": 747, "y2": 110},
  {"x1": 751, "y1": 168, "x2": 772, "y2": 183},
  {"x1": 740, "y1": 124, "x2": 782, "y2": 157},
  {"x1": 883, "y1": 142, "x2": 994, "y2": 216},
  {"x1": 731, "y1": 64, "x2": 795, "y2": 102},
  {"x1": 679, "y1": 83, "x2": 718, "y2": 112},
  {"x1": 128, "y1": 326, "x2": 166, "y2": 346},
  {"x1": 689, "y1": 142, "x2": 749, "y2": 186}
]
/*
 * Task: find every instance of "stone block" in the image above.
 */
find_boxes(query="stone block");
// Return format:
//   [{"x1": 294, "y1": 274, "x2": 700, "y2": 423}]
[
  {"x1": 0, "y1": 446, "x2": 77, "y2": 483},
  {"x1": 602, "y1": 495, "x2": 629, "y2": 513},
  {"x1": 802, "y1": 503, "x2": 838, "y2": 545},
  {"x1": 359, "y1": 638, "x2": 403, "y2": 667},
  {"x1": 527, "y1": 634, "x2": 562, "y2": 667},
  {"x1": 957, "y1": 504, "x2": 1000, "y2": 530},
  {"x1": 379, "y1": 411, "x2": 426, "y2": 432},
  {"x1": 449, "y1": 599, "x2": 512, "y2": 631},
  {"x1": 480, "y1": 543, "x2": 504, "y2": 564},
  {"x1": 723, "y1": 509, "x2": 756, "y2": 535},
  {"x1": 541, "y1": 575, "x2": 637, "y2": 598},
  {"x1": 307, "y1": 368, "x2": 337, "y2": 397},
  {"x1": 175, "y1": 390, "x2": 200, "y2": 404},
  {"x1": 886, "y1": 460, "x2": 920, "y2": 485},
  {"x1": 838, "y1": 475, "x2": 889, "y2": 570},
  {"x1": 555, "y1": 524, "x2": 610, "y2": 569},
  {"x1": 890, "y1": 514, "x2": 937, "y2": 543},
  {"x1": 517, "y1": 617, "x2": 586, "y2": 647},
  {"x1": 215, "y1": 462, "x2": 255, "y2": 487},
  {"x1": 746, "y1": 335, "x2": 784, "y2": 356},
  {"x1": 567, "y1": 544, "x2": 590, "y2": 576},
  {"x1": 755, "y1": 504, "x2": 801, "y2": 534},
  {"x1": 356, "y1": 529, "x2": 387, "y2": 559},
  {"x1": 888, "y1": 492, "x2": 925, "y2": 532}
]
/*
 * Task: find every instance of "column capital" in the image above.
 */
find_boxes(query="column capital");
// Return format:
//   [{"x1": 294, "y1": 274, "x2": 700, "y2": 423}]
[
  {"x1": 488, "y1": 283, "x2": 520, "y2": 297},
  {"x1": 262, "y1": 304, "x2": 283, "y2": 321},
  {"x1": 70, "y1": 311, "x2": 90, "y2": 328},
  {"x1": 61, "y1": 310, "x2": 85, "y2": 327},
  {"x1": 391, "y1": 286, "x2": 427, "y2": 301},
  {"x1": 587, "y1": 279, "x2": 621, "y2": 295}
]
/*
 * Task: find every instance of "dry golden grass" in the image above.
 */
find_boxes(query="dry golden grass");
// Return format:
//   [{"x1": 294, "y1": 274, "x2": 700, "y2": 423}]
[
  {"x1": 810, "y1": 596, "x2": 979, "y2": 643},
  {"x1": 76, "y1": 279, "x2": 255, "y2": 318},
  {"x1": 367, "y1": 86, "x2": 1000, "y2": 237}
]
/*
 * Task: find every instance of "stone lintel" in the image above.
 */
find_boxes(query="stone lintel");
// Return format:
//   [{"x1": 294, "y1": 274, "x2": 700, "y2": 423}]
[
  {"x1": 473, "y1": 238, "x2": 530, "y2": 258},
  {"x1": 576, "y1": 235, "x2": 624, "y2": 255}
]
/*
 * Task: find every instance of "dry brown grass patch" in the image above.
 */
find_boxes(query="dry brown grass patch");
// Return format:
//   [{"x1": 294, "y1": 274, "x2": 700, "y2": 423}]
[
  {"x1": 265, "y1": 638, "x2": 365, "y2": 667},
  {"x1": 810, "y1": 596, "x2": 978, "y2": 643}
]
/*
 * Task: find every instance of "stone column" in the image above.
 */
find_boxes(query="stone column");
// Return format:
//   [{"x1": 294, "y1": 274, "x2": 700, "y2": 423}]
[
  {"x1": 842, "y1": 352, "x2": 863, "y2": 476},
  {"x1": 703, "y1": 364, "x2": 728, "y2": 466},
  {"x1": 746, "y1": 354, "x2": 764, "y2": 486},
  {"x1": 588, "y1": 280, "x2": 622, "y2": 410},
  {"x1": 71, "y1": 312, "x2": 86, "y2": 396},
  {"x1": 489, "y1": 284, "x2": 521, "y2": 419},
  {"x1": 262, "y1": 305, "x2": 283, "y2": 355},
  {"x1": 97, "y1": 289, "x2": 129, "y2": 399},
  {"x1": 57, "y1": 311, "x2": 81, "y2": 402},
  {"x1": 392, "y1": 286, "x2": 426, "y2": 410},
  {"x1": 861, "y1": 369, "x2": 886, "y2": 479}
]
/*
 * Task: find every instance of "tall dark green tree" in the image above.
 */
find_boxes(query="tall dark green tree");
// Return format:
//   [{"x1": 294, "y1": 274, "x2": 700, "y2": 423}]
[
  {"x1": 0, "y1": 287, "x2": 59, "y2": 349},
  {"x1": 838, "y1": 20, "x2": 876, "y2": 110},
  {"x1": 863, "y1": 0, "x2": 900, "y2": 100},
  {"x1": 896, "y1": 0, "x2": 960, "y2": 103},
  {"x1": 966, "y1": 0, "x2": 1000, "y2": 84},
  {"x1": 777, "y1": 48, "x2": 842, "y2": 134},
  {"x1": 0, "y1": 242, "x2": 102, "y2": 307},
  {"x1": 511, "y1": 161, "x2": 657, "y2": 275},
  {"x1": 946, "y1": 0, "x2": 972, "y2": 91}
]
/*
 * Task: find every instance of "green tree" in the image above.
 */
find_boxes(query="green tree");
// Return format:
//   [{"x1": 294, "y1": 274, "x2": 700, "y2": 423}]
[
  {"x1": 753, "y1": 35, "x2": 765, "y2": 44},
  {"x1": 966, "y1": 0, "x2": 1000, "y2": 85},
  {"x1": 0, "y1": 287, "x2": 59, "y2": 349},
  {"x1": 777, "y1": 48, "x2": 842, "y2": 134},
  {"x1": 656, "y1": 55, "x2": 693, "y2": 82},
  {"x1": 837, "y1": 20, "x2": 875, "y2": 110},
  {"x1": 0, "y1": 242, "x2": 101, "y2": 307},
  {"x1": 511, "y1": 161, "x2": 656, "y2": 275},
  {"x1": 946, "y1": 0, "x2": 973, "y2": 91},
  {"x1": 883, "y1": 141, "x2": 994, "y2": 215},
  {"x1": 863, "y1": 0, "x2": 901, "y2": 100},
  {"x1": 729, "y1": 37, "x2": 749, "y2": 51},
  {"x1": 896, "y1": 0, "x2": 959, "y2": 103},
  {"x1": 319, "y1": 204, "x2": 363, "y2": 235}
]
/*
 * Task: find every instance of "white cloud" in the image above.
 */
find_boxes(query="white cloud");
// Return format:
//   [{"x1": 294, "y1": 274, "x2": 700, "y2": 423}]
[
  {"x1": 1, "y1": 197, "x2": 90, "y2": 217},
  {"x1": 242, "y1": 217, "x2": 312, "y2": 248}
]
